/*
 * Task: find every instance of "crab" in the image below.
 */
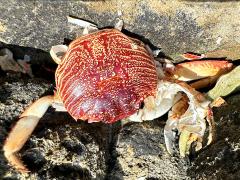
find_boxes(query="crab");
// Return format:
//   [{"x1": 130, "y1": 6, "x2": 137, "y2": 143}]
[{"x1": 3, "y1": 18, "x2": 233, "y2": 173}]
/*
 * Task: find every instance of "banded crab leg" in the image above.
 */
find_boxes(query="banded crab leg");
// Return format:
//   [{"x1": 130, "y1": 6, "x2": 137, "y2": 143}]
[
  {"x1": 50, "y1": 45, "x2": 68, "y2": 64},
  {"x1": 67, "y1": 16, "x2": 98, "y2": 35},
  {"x1": 67, "y1": 16, "x2": 124, "y2": 33},
  {"x1": 4, "y1": 96, "x2": 52, "y2": 173},
  {"x1": 4, "y1": 34, "x2": 70, "y2": 173},
  {"x1": 3, "y1": 93, "x2": 66, "y2": 173}
]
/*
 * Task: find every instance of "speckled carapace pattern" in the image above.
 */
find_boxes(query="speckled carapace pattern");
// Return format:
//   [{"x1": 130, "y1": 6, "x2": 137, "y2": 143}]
[{"x1": 55, "y1": 29, "x2": 157, "y2": 123}]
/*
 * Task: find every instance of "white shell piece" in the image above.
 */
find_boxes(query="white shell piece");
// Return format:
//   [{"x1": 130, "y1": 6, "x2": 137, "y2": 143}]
[{"x1": 67, "y1": 16, "x2": 97, "y2": 28}]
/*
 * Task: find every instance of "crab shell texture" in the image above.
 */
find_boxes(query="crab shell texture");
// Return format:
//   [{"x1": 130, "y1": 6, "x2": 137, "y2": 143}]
[{"x1": 55, "y1": 29, "x2": 158, "y2": 123}]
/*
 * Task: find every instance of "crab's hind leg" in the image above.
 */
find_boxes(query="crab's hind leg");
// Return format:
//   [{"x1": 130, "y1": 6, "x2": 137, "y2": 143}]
[
  {"x1": 3, "y1": 95, "x2": 60, "y2": 173},
  {"x1": 67, "y1": 16, "x2": 98, "y2": 35}
]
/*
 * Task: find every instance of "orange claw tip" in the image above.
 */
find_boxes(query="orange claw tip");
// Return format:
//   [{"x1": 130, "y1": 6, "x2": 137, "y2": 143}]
[{"x1": 181, "y1": 52, "x2": 205, "y2": 60}]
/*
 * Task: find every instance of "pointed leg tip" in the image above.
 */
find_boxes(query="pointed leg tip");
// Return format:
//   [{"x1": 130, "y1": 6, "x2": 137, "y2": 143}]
[
  {"x1": 18, "y1": 168, "x2": 30, "y2": 174},
  {"x1": 4, "y1": 152, "x2": 30, "y2": 174}
]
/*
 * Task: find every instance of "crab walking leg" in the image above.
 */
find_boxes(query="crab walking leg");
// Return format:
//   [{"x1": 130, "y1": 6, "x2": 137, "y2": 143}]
[
  {"x1": 67, "y1": 16, "x2": 98, "y2": 35},
  {"x1": 3, "y1": 95, "x2": 54, "y2": 173},
  {"x1": 50, "y1": 45, "x2": 68, "y2": 64},
  {"x1": 189, "y1": 73, "x2": 224, "y2": 89},
  {"x1": 114, "y1": 18, "x2": 124, "y2": 31},
  {"x1": 127, "y1": 80, "x2": 211, "y2": 156}
]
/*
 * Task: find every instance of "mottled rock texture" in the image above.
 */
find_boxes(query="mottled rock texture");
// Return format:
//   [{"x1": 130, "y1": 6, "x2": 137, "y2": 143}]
[
  {"x1": 0, "y1": 0, "x2": 240, "y2": 179},
  {"x1": 0, "y1": 74, "x2": 107, "y2": 179},
  {"x1": 0, "y1": 0, "x2": 240, "y2": 60}
]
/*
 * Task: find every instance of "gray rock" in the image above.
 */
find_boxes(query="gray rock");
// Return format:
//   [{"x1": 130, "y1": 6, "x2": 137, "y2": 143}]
[
  {"x1": 0, "y1": 1, "x2": 240, "y2": 60},
  {"x1": 108, "y1": 121, "x2": 190, "y2": 180},
  {"x1": 0, "y1": 1, "x2": 240, "y2": 179}
]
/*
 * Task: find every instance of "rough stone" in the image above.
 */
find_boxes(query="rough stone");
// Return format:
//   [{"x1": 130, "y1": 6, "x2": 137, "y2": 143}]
[
  {"x1": 0, "y1": 1, "x2": 240, "y2": 179},
  {"x1": 108, "y1": 121, "x2": 190, "y2": 180},
  {"x1": 0, "y1": 0, "x2": 240, "y2": 60}
]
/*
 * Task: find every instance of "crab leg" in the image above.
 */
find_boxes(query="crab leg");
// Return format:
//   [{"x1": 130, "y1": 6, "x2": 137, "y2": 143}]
[
  {"x1": 50, "y1": 45, "x2": 68, "y2": 64},
  {"x1": 126, "y1": 79, "x2": 211, "y2": 156},
  {"x1": 189, "y1": 73, "x2": 221, "y2": 89},
  {"x1": 114, "y1": 18, "x2": 124, "y2": 31},
  {"x1": 3, "y1": 95, "x2": 55, "y2": 173},
  {"x1": 67, "y1": 16, "x2": 98, "y2": 35}
]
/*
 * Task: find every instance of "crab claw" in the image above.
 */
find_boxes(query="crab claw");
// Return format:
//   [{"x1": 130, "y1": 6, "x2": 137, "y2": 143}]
[
  {"x1": 165, "y1": 60, "x2": 233, "y2": 90},
  {"x1": 163, "y1": 81, "x2": 213, "y2": 156},
  {"x1": 126, "y1": 79, "x2": 213, "y2": 156},
  {"x1": 172, "y1": 60, "x2": 233, "y2": 81}
]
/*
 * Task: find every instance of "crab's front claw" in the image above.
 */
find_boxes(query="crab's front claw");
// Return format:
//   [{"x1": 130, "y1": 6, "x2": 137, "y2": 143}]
[
  {"x1": 166, "y1": 60, "x2": 233, "y2": 89},
  {"x1": 163, "y1": 81, "x2": 214, "y2": 157}
]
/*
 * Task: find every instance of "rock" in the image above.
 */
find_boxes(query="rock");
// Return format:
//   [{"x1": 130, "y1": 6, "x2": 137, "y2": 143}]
[
  {"x1": 108, "y1": 121, "x2": 190, "y2": 180},
  {"x1": 0, "y1": 1, "x2": 240, "y2": 179},
  {"x1": 0, "y1": 0, "x2": 240, "y2": 60}
]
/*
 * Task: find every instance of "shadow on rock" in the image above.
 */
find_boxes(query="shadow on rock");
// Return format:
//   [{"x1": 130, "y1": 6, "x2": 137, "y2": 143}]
[{"x1": 0, "y1": 42, "x2": 57, "y2": 81}]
